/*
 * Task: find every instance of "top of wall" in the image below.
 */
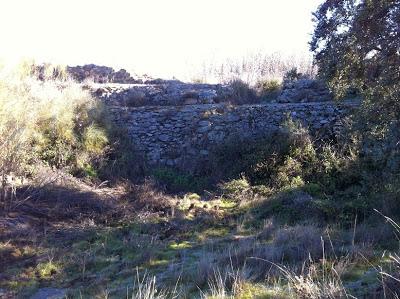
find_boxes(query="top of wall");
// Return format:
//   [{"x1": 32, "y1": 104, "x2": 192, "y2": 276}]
[
  {"x1": 89, "y1": 82, "x2": 235, "y2": 107},
  {"x1": 67, "y1": 64, "x2": 335, "y2": 107}
]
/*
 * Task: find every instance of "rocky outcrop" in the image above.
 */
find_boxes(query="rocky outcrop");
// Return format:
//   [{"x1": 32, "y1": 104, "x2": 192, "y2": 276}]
[
  {"x1": 67, "y1": 64, "x2": 142, "y2": 84},
  {"x1": 277, "y1": 79, "x2": 332, "y2": 103}
]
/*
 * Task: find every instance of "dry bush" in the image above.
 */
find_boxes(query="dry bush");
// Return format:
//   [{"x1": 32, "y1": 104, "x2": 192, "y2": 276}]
[
  {"x1": 214, "y1": 226, "x2": 324, "y2": 275},
  {"x1": 195, "y1": 252, "x2": 217, "y2": 287},
  {"x1": 203, "y1": 267, "x2": 249, "y2": 299},
  {"x1": 125, "y1": 179, "x2": 174, "y2": 214},
  {"x1": 281, "y1": 262, "x2": 350, "y2": 299},
  {"x1": 273, "y1": 225, "x2": 323, "y2": 262},
  {"x1": 97, "y1": 126, "x2": 145, "y2": 181},
  {"x1": 227, "y1": 79, "x2": 258, "y2": 104},
  {"x1": 130, "y1": 271, "x2": 169, "y2": 299},
  {"x1": 126, "y1": 90, "x2": 147, "y2": 107},
  {"x1": 257, "y1": 218, "x2": 277, "y2": 240},
  {"x1": 374, "y1": 213, "x2": 400, "y2": 297},
  {"x1": 0, "y1": 61, "x2": 110, "y2": 209},
  {"x1": 352, "y1": 222, "x2": 395, "y2": 248}
]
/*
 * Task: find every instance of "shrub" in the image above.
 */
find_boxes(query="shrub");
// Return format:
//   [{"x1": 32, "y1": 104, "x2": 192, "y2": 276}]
[
  {"x1": 97, "y1": 126, "x2": 145, "y2": 181},
  {"x1": 152, "y1": 167, "x2": 209, "y2": 193},
  {"x1": 30, "y1": 81, "x2": 109, "y2": 172},
  {"x1": 273, "y1": 225, "x2": 323, "y2": 262},
  {"x1": 256, "y1": 79, "x2": 281, "y2": 101},
  {"x1": 220, "y1": 177, "x2": 250, "y2": 197},
  {"x1": 228, "y1": 79, "x2": 258, "y2": 104},
  {"x1": 17, "y1": 60, "x2": 68, "y2": 81},
  {"x1": 283, "y1": 67, "x2": 302, "y2": 82},
  {"x1": 219, "y1": 177, "x2": 259, "y2": 204},
  {"x1": 208, "y1": 115, "x2": 386, "y2": 221},
  {"x1": 126, "y1": 90, "x2": 147, "y2": 107},
  {"x1": 209, "y1": 116, "x2": 316, "y2": 189}
]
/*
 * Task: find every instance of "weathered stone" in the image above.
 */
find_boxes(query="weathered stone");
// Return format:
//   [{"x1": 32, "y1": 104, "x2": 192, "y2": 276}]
[
  {"x1": 184, "y1": 98, "x2": 198, "y2": 105},
  {"x1": 198, "y1": 120, "x2": 211, "y2": 127},
  {"x1": 208, "y1": 131, "x2": 225, "y2": 142},
  {"x1": 197, "y1": 126, "x2": 210, "y2": 133},
  {"x1": 158, "y1": 134, "x2": 170, "y2": 142},
  {"x1": 199, "y1": 89, "x2": 217, "y2": 100}
]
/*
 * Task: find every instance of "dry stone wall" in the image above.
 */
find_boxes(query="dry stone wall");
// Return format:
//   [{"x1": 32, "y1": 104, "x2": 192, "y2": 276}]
[
  {"x1": 107, "y1": 100, "x2": 355, "y2": 169},
  {"x1": 74, "y1": 65, "x2": 354, "y2": 170},
  {"x1": 91, "y1": 82, "x2": 234, "y2": 106}
]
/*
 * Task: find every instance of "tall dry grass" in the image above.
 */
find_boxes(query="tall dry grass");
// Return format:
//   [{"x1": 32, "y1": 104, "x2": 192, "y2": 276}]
[
  {"x1": 0, "y1": 61, "x2": 109, "y2": 210},
  {"x1": 188, "y1": 52, "x2": 316, "y2": 86}
]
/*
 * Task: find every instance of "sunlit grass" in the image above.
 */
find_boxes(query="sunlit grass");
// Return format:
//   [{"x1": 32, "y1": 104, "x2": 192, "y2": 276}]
[{"x1": 0, "y1": 60, "x2": 110, "y2": 203}]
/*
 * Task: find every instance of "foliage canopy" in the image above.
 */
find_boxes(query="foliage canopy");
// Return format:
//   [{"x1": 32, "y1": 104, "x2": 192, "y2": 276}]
[{"x1": 311, "y1": 0, "x2": 400, "y2": 102}]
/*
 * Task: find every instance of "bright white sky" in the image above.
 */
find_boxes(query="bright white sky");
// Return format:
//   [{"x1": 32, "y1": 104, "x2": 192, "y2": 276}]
[{"x1": 0, "y1": 0, "x2": 322, "y2": 78}]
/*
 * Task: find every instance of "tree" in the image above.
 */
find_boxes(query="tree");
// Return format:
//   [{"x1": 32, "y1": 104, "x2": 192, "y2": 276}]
[
  {"x1": 311, "y1": 0, "x2": 400, "y2": 174},
  {"x1": 311, "y1": 0, "x2": 400, "y2": 116}
]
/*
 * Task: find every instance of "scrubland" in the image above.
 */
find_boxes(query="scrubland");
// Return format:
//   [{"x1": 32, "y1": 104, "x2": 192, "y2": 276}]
[{"x1": 1, "y1": 59, "x2": 400, "y2": 299}]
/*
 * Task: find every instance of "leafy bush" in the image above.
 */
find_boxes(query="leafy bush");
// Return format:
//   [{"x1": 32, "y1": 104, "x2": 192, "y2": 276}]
[
  {"x1": 220, "y1": 177, "x2": 250, "y2": 196},
  {"x1": 209, "y1": 117, "x2": 317, "y2": 188},
  {"x1": 208, "y1": 116, "x2": 386, "y2": 221}
]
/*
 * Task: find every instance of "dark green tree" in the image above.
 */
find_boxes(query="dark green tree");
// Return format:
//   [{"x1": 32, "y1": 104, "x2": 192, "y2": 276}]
[
  {"x1": 311, "y1": 0, "x2": 400, "y2": 187},
  {"x1": 311, "y1": 0, "x2": 400, "y2": 123}
]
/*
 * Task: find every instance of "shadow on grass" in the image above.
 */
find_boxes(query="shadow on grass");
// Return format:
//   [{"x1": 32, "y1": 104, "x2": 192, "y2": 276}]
[{"x1": 0, "y1": 180, "x2": 232, "y2": 297}]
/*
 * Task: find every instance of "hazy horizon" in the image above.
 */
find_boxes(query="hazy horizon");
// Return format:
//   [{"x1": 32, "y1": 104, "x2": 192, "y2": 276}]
[{"x1": 1, "y1": 0, "x2": 322, "y2": 79}]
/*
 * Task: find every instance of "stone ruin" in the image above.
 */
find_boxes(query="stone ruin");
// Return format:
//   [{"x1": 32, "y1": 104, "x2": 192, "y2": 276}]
[
  {"x1": 109, "y1": 101, "x2": 355, "y2": 169},
  {"x1": 277, "y1": 78, "x2": 332, "y2": 103},
  {"x1": 65, "y1": 64, "x2": 354, "y2": 169}
]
